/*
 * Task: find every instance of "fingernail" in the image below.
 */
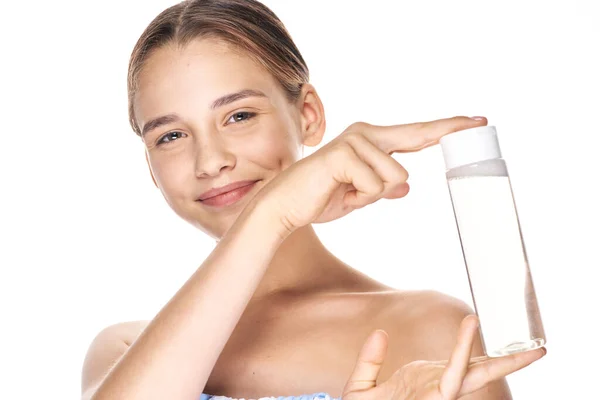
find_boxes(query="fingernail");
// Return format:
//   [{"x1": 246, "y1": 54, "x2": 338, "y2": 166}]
[
  {"x1": 470, "y1": 116, "x2": 486, "y2": 121},
  {"x1": 542, "y1": 347, "x2": 547, "y2": 356}
]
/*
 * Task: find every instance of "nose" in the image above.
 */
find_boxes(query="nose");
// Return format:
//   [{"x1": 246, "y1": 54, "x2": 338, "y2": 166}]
[{"x1": 194, "y1": 132, "x2": 236, "y2": 178}]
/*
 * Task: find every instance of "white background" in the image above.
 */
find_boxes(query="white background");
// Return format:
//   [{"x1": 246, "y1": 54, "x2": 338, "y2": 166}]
[{"x1": 1, "y1": 0, "x2": 598, "y2": 398}]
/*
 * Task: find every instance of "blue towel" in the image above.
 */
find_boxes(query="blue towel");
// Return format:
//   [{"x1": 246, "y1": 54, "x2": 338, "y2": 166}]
[{"x1": 200, "y1": 392, "x2": 338, "y2": 400}]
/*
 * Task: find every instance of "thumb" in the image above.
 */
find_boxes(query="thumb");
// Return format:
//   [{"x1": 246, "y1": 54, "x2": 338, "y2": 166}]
[{"x1": 342, "y1": 329, "x2": 389, "y2": 396}]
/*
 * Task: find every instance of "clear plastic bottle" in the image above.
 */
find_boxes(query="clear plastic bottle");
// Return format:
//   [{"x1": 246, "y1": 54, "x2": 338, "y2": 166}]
[{"x1": 439, "y1": 126, "x2": 546, "y2": 357}]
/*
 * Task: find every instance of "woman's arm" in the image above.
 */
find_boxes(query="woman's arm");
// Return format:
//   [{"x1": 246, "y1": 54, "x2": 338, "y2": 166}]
[{"x1": 83, "y1": 200, "x2": 285, "y2": 400}]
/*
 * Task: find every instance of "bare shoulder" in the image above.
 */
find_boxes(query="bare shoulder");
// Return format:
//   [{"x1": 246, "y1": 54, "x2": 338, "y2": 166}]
[
  {"x1": 401, "y1": 289, "x2": 475, "y2": 325},
  {"x1": 84, "y1": 320, "x2": 149, "y2": 360},
  {"x1": 81, "y1": 320, "x2": 149, "y2": 399},
  {"x1": 373, "y1": 289, "x2": 474, "y2": 324},
  {"x1": 378, "y1": 290, "x2": 476, "y2": 358}
]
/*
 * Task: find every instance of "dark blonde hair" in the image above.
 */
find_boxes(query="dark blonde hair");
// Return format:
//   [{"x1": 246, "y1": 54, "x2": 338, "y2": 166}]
[{"x1": 127, "y1": 0, "x2": 310, "y2": 135}]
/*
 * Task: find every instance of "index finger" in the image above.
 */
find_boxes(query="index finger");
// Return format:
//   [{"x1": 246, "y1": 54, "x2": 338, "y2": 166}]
[
  {"x1": 460, "y1": 347, "x2": 546, "y2": 396},
  {"x1": 356, "y1": 116, "x2": 488, "y2": 154},
  {"x1": 438, "y1": 315, "x2": 480, "y2": 399}
]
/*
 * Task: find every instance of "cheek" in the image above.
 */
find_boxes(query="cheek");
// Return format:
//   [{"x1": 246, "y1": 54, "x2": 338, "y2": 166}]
[
  {"x1": 248, "y1": 135, "x2": 299, "y2": 170},
  {"x1": 150, "y1": 155, "x2": 194, "y2": 200},
  {"x1": 239, "y1": 122, "x2": 301, "y2": 170}
]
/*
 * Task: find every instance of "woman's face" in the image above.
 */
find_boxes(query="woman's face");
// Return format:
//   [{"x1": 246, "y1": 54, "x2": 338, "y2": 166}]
[{"x1": 134, "y1": 38, "x2": 315, "y2": 239}]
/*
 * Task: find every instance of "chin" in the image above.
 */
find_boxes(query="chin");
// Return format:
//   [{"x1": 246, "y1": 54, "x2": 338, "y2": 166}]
[
  {"x1": 176, "y1": 178, "x2": 271, "y2": 239},
  {"x1": 185, "y1": 203, "x2": 249, "y2": 240}
]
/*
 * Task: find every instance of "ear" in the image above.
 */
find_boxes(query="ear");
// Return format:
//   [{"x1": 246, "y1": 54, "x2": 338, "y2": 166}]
[
  {"x1": 145, "y1": 150, "x2": 158, "y2": 188},
  {"x1": 297, "y1": 83, "x2": 326, "y2": 147}
]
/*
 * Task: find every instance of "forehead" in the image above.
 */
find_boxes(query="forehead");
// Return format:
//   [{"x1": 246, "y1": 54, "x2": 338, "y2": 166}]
[{"x1": 134, "y1": 38, "x2": 282, "y2": 124}]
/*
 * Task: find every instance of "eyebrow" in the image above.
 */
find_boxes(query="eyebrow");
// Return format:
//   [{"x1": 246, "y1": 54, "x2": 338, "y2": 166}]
[
  {"x1": 210, "y1": 89, "x2": 267, "y2": 109},
  {"x1": 141, "y1": 114, "x2": 181, "y2": 138},
  {"x1": 141, "y1": 89, "x2": 267, "y2": 137}
]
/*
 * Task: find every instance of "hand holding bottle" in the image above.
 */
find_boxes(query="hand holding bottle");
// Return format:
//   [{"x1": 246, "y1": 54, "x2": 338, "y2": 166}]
[{"x1": 341, "y1": 315, "x2": 546, "y2": 400}]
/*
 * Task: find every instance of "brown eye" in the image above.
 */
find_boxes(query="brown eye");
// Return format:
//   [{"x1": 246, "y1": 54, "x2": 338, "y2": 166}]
[
  {"x1": 227, "y1": 111, "x2": 256, "y2": 124},
  {"x1": 158, "y1": 131, "x2": 186, "y2": 145}
]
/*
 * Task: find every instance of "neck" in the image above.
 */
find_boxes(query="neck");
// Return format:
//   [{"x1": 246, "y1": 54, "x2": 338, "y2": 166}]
[{"x1": 251, "y1": 225, "x2": 347, "y2": 299}]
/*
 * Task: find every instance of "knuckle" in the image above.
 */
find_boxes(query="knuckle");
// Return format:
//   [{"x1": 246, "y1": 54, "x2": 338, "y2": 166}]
[
  {"x1": 392, "y1": 368, "x2": 406, "y2": 382},
  {"x1": 452, "y1": 115, "x2": 472, "y2": 122},
  {"x1": 394, "y1": 366, "x2": 418, "y2": 388},
  {"x1": 327, "y1": 142, "x2": 354, "y2": 163},
  {"x1": 343, "y1": 130, "x2": 364, "y2": 144},
  {"x1": 384, "y1": 159, "x2": 408, "y2": 184},
  {"x1": 481, "y1": 359, "x2": 493, "y2": 378},
  {"x1": 399, "y1": 361, "x2": 422, "y2": 377},
  {"x1": 448, "y1": 116, "x2": 471, "y2": 129},
  {"x1": 407, "y1": 360, "x2": 430, "y2": 369},
  {"x1": 392, "y1": 164, "x2": 409, "y2": 183},
  {"x1": 346, "y1": 121, "x2": 371, "y2": 132},
  {"x1": 372, "y1": 179, "x2": 385, "y2": 194}
]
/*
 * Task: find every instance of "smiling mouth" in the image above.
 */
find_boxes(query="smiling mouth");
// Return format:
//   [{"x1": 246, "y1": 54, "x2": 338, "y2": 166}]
[{"x1": 197, "y1": 180, "x2": 259, "y2": 208}]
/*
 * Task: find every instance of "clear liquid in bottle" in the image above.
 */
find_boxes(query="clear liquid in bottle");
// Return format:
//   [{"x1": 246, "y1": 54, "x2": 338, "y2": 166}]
[
  {"x1": 447, "y1": 162, "x2": 545, "y2": 356},
  {"x1": 440, "y1": 126, "x2": 546, "y2": 357}
]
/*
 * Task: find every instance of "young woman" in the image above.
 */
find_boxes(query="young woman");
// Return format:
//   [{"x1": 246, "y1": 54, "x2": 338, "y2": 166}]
[{"x1": 81, "y1": 1, "x2": 545, "y2": 399}]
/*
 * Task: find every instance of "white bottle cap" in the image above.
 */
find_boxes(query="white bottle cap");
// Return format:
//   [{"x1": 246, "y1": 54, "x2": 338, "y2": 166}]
[{"x1": 439, "y1": 125, "x2": 502, "y2": 170}]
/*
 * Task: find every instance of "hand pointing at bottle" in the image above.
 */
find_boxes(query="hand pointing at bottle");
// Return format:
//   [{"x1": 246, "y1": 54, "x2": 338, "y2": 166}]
[{"x1": 255, "y1": 116, "x2": 489, "y2": 238}]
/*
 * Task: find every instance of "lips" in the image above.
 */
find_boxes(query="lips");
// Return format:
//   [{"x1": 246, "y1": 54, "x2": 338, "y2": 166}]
[{"x1": 197, "y1": 180, "x2": 259, "y2": 208}]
